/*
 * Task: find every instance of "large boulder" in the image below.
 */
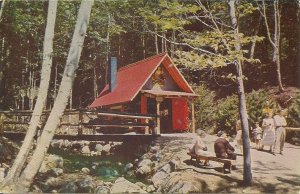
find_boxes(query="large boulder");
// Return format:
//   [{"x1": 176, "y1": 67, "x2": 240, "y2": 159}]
[
  {"x1": 0, "y1": 137, "x2": 19, "y2": 163},
  {"x1": 51, "y1": 139, "x2": 64, "y2": 148},
  {"x1": 152, "y1": 171, "x2": 168, "y2": 188},
  {"x1": 102, "y1": 144, "x2": 111, "y2": 154},
  {"x1": 39, "y1": 154, "x2": 63, "y2": 173},
  {"x1": 58, "y1": 182, "x2": 78, "y2": 193},
  {"x1": 157, "y1": 171, "x2": 208, "y2": 193},
  {"x1": 44, "y1": 177, "x2": 62, "y2": 188},
  {"x1": 95, "y1": 186, "x2": 110, "y2": 194},
  {"x1": 0, "y1": 167, "x2": 5, "y2": 182},
  {"x1": 95, "y1": 144, "x2": 103, "y2": 153},
  {"x1": 50, "y1": 168, "x2": 63, "y2": 177},
  {"x1": 136, "y1": 159, "x2": 153, "y2": 177},
  {"x1": 81, "y1": 145, "x2": 91, "y2": 155},
  {"x1": 110, "y1": 177, "x2": 147, "y2": 193},
  {"x1": 77, "y1": 177, "x2": 96, "y2": 193}
]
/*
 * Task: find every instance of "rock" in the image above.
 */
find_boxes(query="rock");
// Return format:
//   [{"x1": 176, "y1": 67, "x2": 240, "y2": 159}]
[
  {"x1": 160, "y1": 163, "x2": 172, "y2": 173},
  {"x1": 51, "y1": 139, "x2": 64, "y2": 148},
  {"x1": 95, "y1": 144, "x2": 103, "y2": 153},
  {"x1": 81, "y1": 145, "x2": 91, "y2": 155},
  {"x1": 81, "y1": 167, "x2": 90, "y2": 174},
  {"x1": 152, "y1": 171, "x2": 168, "y2": 188},
  {"x1": 136, "y1": 159, "x2": 153, "y2": 177},
  {"x1": 102, "y1": 144, "x2": 111, "y2": 154},
  {"x1": 0, "y1": 139, "x2": 19, "y2": 163},
  {"x1": 138, "y1": 159, "x2": 152, "y2": 168},
  {"x1": 110, "y1": 177, "x2": 147, "y2": 193},
  {"x1": 104, "y1": 182, "x2": 113, "y2": 187},
  {"x1": 39, "y1": 154, "x2": 63, "y2": 173},
  {"x1": 135, "y1": 182, "x2": 147, "y2": 191},
  {"x1": 77, "y1": 177, "x2": 96, "y2": 193},
  {"x1": 0, "y1": 168, "x2": 5, "y2": 182},
  {"x1": 150, "y1": 146, "x2": 160, "y2": 153},
  {"x1": 157, "y1": 171, "x2": 206, "y2": 193},
  {"x1": 45, "y1": 177, "x2": 62, "y2": 187},
  {"x1": 95, "y1": 186, "x2": 110, "y2": 194},
  {"x1": 58, "y1": 182, "x2": 78, "y2": 193},
  {"x1": 124, "y1": 163, "x2": 133, "y2": 171},
  {"x1": 136, "y1": 166, "x2": 151, "y2": 178},
  {"x1": 31, "y1": 185, "x2": 42, "y2": 193},
  {"x1": 63, "y1": 140, "x2": 72, "y2": 148},
  {"x1": 147, "y1": 185, "x2": 156, "y2": 192},
  {"x1": 91, "y1": 151, "x2": 97, "y2": 156},
  {"x1": 50, "y1": 168, "x2": 63, "y2": 177},
  {"x1": 82, "y1": 141, "x2": 90, "y2": 146}
]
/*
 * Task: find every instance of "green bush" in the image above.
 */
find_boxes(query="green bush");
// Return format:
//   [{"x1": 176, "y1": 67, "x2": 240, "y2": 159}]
[
  {"x1": 193, "y1": 88, "x2": 279, "y2": 135},
  {"x1": 215, "y1": 89, "x2": 277, "y2": 135},
  {"x1": 193, "y1": 85, "x2": 217, "y2": 133},
  {"x1": 246, "y1": 89, "x2": 277, "y2": 125},
  {"x1": 287, "y1": 94, "x2": 300, "y2": 127},
  {"x1": 215, "y1": 95, "x2": 239, "y2": 134}
]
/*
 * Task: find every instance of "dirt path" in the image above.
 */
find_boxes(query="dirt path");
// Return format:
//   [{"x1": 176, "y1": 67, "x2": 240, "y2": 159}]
[
  {"x1": 160, "y1": 134, "x2": 300, "y2": 193},
  {"x1": 205, "y1": 135, "x2": 300, "y2": 193}
]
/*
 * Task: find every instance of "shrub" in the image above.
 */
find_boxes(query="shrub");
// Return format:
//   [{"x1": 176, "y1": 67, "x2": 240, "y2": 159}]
[
  {"x1": 215, "y1": 89, "x2": 277, "y2": 135},
  {"x1": 216, "y1": 95, "x2": 239, "y2": 134},
  {"x1": 193, "y1": 85, "x2": 217, "y2": 133},
  {"x1": 287, "y1": 94, "x2": 300, "y2": 127},
  {"x1": 246, "y1": 89, "x2": 277, "y2": 126}
]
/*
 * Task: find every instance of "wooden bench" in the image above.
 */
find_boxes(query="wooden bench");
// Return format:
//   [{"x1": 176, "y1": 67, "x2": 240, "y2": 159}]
[{"x1": 187, "y1": 152, "x2": 236, "y2": 173}]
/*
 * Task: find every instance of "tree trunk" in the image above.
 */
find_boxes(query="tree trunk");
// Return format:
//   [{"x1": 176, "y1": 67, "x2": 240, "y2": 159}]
[
  {"x1": 261, "y1": 0, "x2": 284, "y2": 92},
  {"x1": 155, "y1": 24, "x2": 159, "y2": 54},
  {"x1": 15, "y1": 0, "x2": 94, "y2": 190},
  {"x1": 0, "y1": 0, "x2": 5, "y2": 21},
  {"x1": 227, "y1": 0, "x2": 252, "y2": 186},
  {"x1": 250, "y1": 15, "x2": 261, "y2": 60},
  {"x1": 0, "y1": 0, "x2": 58, "y2": 189}
]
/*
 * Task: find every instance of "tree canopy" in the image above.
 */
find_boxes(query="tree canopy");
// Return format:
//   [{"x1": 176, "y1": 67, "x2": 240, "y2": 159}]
[{"x1": 0, "y1": 0, "x2": 298, "y2": 110}]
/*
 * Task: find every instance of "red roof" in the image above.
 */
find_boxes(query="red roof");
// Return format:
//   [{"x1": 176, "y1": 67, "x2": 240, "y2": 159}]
[{"x1": 89, "y1": 53, "x2": 195, "y2": 108}]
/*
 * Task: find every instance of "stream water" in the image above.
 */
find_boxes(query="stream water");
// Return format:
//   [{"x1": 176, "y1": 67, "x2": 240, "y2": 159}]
[{"x1": 49, "y1": 148, "x2": 138, "y2": 182}]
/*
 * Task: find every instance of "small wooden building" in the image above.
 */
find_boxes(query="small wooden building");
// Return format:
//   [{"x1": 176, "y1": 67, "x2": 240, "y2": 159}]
[{"x1": 89, "y1": 53, "x2": 197, "y2": 134}]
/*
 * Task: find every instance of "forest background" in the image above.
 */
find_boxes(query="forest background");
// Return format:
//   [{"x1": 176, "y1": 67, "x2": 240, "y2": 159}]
[{"x1": 0, "y1": 0, "x2": 299, "y2": 135}]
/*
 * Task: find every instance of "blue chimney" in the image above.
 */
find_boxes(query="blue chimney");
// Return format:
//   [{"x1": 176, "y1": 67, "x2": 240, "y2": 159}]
[{"x1": 109, "y1": 57, "x2": 117, "y2": 92}]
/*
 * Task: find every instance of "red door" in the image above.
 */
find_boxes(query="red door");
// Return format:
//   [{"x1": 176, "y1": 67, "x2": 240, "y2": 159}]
[{"x1": 172, "y1": 98, "x2": 189, "y2": 131}]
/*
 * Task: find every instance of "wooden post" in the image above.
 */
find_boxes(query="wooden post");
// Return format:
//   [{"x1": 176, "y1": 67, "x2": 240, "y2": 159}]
[
  {"x1": 145, "y1": 118, "x2": 149, "y2": 134},
  {"x1": 156, "y1": 97, "x2": 163, "y2": 134},
  {"x1": 78, "y1": 110, "x2": 83, "y2": 135},
  {"x1": 191, "y1": 100, "x2": 195, "y2": 133}
]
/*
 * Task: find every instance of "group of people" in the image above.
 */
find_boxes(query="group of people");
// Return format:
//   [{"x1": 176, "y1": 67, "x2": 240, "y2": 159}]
[
  {"x1": 189, "y1": 129, "x2": 236, "y2": 173},
  {"x1": 251, "y1": 109, "x2": 287, "y2": 155},
  {"x1": 189, "y1": 108, "x2": 288, "y2": 172}
]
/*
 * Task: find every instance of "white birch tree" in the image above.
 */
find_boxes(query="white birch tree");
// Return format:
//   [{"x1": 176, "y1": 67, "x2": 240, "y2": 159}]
[
  {"x1": 260, "y1": 0, "x2": 284, "y2": 92},
  {"x1": 0, "y1": 0, "x2": 5, "y2": 21},
  {"x1": 1, "y1": 0, "x2": 58, "y2": 187},
  {"x1": 227, "y1": 0, "x2": 252, "y2": 185},
  {"x1": 16, "y1": 0, "x2": 94, "y2": 190},
  {"x1": 0, "y1": 0, "x2": 94, "y2": 191}
]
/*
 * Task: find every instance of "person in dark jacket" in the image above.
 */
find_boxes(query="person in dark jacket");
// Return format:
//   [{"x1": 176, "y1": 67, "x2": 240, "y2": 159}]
[{"x1": 214, "y1": 131, "x2": 237, "y2": 172}]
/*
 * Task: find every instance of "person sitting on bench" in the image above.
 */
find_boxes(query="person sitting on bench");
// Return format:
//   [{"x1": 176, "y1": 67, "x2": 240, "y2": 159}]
[
  {"x1": 189, "y1": 129, "x2": 209, "y2": 165},
  {"x1": 214, "y1": 131, "x2": 236, "y2": 172}
]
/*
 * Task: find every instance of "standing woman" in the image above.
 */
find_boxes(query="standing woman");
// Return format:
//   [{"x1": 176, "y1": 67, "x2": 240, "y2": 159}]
[{"x1": 260, "y1": 110, "x2": 276, "y2": 153}]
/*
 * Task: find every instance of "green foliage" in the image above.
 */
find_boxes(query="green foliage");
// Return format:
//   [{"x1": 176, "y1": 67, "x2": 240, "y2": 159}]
[
  {"x1": 193, "y1": 85, "x2": 217, "y2": 133},
  {"x1": 216, "y1": 94, "x2": 239, "y2": 133},
  {"x1": 214, "y1": 89, "x2": 277, "y2": 134},
  {"x1": 246, "y1": 90, "x2": 277, "y2": 124},
  {"x1": 287, "y1": 94, "x2": 300, "y2": 127}
]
